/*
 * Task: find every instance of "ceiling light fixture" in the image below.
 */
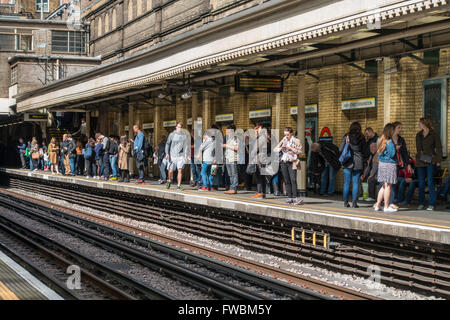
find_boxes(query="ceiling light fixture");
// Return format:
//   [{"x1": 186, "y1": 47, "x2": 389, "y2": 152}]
[{"x1": 181, "y1": 89, "x2": 192, "y2": 100}]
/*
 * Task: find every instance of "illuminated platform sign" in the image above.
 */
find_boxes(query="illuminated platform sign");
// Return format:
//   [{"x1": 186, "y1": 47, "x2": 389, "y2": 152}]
[
  {"x1": 24, "y1": 113, "x2": 48, "y2": 122},
  {"x1": 235, "y1": 75, "x2": 283, "y2": 93}
]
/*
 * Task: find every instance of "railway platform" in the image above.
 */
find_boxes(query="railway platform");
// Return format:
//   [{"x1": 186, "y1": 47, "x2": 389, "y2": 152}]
[
  {"x1": 0, "y1": 249, "x2": 63, "y2": 300},
  {"x1": 1, "y1": 168, "x2": 450, "y2": 246}
]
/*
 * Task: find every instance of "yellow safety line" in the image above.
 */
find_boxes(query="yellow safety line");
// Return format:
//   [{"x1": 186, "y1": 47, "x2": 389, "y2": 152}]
[
  {"x1": 0, "y1": 281, "x2": 19, "y2": 300},
  {"x1": 312, "y1": 232, "x2": 316, "y2": 247},
  {"x1": 10, "y1": 170, "x2": 450, "y2": 230},
  {"x1": 323, "y1": 235, "x2": 327, "y2": 249}
]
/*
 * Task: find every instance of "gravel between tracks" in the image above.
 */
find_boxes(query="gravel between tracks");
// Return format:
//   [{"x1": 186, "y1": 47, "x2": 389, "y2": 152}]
[
  {"x1": 0, "y1": 202, "x2": 212, "y2": 300},
  {"x1": 9, "y1": 187, "x2": 442, "y2": 300}
]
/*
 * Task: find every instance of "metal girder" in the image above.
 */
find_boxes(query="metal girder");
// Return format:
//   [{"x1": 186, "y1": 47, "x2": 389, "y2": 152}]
[
  {"x1": 305, "y1": 72, "x2": 319, "y2": 81},
  {"x1": 407, "y1": 53, "x2": 425, "y2": 64}
]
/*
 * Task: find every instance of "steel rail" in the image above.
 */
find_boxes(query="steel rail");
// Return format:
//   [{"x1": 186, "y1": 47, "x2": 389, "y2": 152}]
[
  {"x1": 0, "y1": 186, "x2": 377, "y2": 300},
  {"x1": 9, "y1": 179, "x2": 450, "y2": 293},
  {"x1": 0, "y1": 193, "x2": 304, "y2": 300},
  {"x1": 0, "y1": 203, "x2": 175, "y2": 300},
  {"x1": 0, "y1": 224, "x2": 136, "y2": 300},
  {"x1": 4, "y1": 176, "x2": 450, "y2": 297}
]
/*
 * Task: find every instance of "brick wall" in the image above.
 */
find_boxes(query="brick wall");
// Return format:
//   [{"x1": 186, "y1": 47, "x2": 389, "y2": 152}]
[{"x1": 101, "y1": 48, "x2": 450, "y2": 191}]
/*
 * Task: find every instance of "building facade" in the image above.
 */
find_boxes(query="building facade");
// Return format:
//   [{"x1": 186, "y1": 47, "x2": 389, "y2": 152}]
[{"x1": 4, "y1": 0, "x2": 450, "y2": 189}]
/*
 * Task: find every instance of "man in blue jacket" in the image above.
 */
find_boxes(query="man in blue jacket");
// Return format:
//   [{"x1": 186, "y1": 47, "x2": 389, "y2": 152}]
[{"x1": 132, "y1": 124, "x2": 146, "y2": 184}]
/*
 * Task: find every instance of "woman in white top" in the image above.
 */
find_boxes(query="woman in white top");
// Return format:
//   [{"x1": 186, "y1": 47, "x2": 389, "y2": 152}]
[{"x1": 274, "y1": 127, "x2": 303, "y2": 205}]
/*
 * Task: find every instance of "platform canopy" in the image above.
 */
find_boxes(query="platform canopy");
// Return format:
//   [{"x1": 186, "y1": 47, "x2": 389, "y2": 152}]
[{"x1": 15, "y1": 0, "x2": 450, "y2": 113}]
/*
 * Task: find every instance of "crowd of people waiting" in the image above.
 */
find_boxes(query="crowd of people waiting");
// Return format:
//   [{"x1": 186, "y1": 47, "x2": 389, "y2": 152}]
[
  {"x1": 309, "y1": 118, "x2": 449, "y2": 211},
  {"x1": 16, "y1": 117, "x2": 450, "y2": 211}
]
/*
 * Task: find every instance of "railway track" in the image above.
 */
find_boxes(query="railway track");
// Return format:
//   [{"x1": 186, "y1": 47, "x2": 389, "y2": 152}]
[
  {"x1": 0, "y1": 190, "x2": 339, "y2": 300},
  {"x1": 5, "y1": 176, "x2": 450, "y2": 298}
]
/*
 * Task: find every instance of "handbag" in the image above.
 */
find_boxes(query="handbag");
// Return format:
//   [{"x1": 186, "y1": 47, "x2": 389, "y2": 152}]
[
  {"x1": 31, "y1": 152, "x2": 40, "y2": 160},
  {"x1": 211, "y1": 164, "x2": 218, "y2": 176},
  {"x1": 338, "y1": 141, "x2": 351, "y2": 163},
  {"x1": 419, "y1": 154, "x2": 432, "y2": 164}
]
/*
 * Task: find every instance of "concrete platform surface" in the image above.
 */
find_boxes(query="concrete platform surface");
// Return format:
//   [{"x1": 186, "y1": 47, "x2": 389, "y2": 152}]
[
  {"x1": 0, "y1": 249, "x2": 63, "y2": 300},
  {"x1": 2, "y1": 168, "x2": 450, "y2": 245}
]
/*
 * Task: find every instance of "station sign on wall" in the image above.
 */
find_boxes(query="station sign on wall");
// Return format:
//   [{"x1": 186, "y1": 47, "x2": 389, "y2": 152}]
[
  {"x1": 249, "y1": 109, "x2": 271, "y2": 119},
  {"x1": 215, "y1": 114, "x2": 234, "y2": 122},
  {"x1": 143, "y1": 122, "x2": 154, "y2": 130},
  {"x1": 24, "y1": 113, "x2": 48, "y2": 122},
  {"x1": 124, "y1": 125, "x2": 129, "y2": 131},
  {"x1": 235, "y1": 75, "x2": 283, "y2": 93},
  {"x1": 187, "y1": 117, "x2": 202, "y2": 125},
  {"x1": 341, "y1": 97, "x2": 376, "y2": 110},
  {"x1": 163, "y1": 120, "x2": 177, "y2": 127},
  {"x1": 289, "y1": 104, "x2": 318, "y2": 115}
]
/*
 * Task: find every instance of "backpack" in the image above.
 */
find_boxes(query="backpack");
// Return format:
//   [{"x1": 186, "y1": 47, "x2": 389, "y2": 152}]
[
  {"x1": 142, "y1": 135, "x2": 151, "y2": 157},
  {"x1": 84, "y1": 144, "x2": 93, "y2": 159}
]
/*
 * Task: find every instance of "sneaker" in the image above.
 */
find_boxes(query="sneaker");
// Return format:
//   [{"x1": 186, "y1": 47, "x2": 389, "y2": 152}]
[
  {"x1": 293, "y1": 199, "x2": 304, "y2": 205},
  {"x1": 135, "y1": 180, "x2": 145, "y2": 184},
  {"x1": 417, "y1": 205, "x2": 425, "y2": 210},
  {"x1": 109, "y1": 177, "x2": 117, "y2": 181},
  {"x1": 165, "y1": 181, "x2": 171, "y2": 189},
  {"x1": 398, "y1": 201, "x2": 408, "y2": 205},
  {"x1": 358, "y1": 196, "x2": 364, "y2": 201},
  {"x1": 365, "y1": 197, "x2": 376, "y2": 202},
  {"x1": 389, "y1": 204, "x2": 399, "y2": 210},
  {"x1": 199, "y1": 187, "x2": 209, "y2": 191},
  {"x1": 426, "y1": 206, "x2": 435, "y2": 211},
  {"x1": 224, "y1": 190, "x2": 237, "y2": 194},
  {"x1": 384, "y1": 206, "x2": 398, "y2": 212},
  {"x1": 86, "y1": 176, "x2": 92, "y2": 179},
  {"x1": 251, "y1": 193, "x2": 263, "y2": 199},
  {"x1": 374, "y1": 206, "x2": 381, "y2": 211},
  {"x1": 285, "y1": 198, "x2": 294, "y2": 204},
  {"x1": 208, "y1": 188, "x2": 212, "y2": 192},
  {"x1": 176, "y1": 185, "x2": 183, "y2": 191}
]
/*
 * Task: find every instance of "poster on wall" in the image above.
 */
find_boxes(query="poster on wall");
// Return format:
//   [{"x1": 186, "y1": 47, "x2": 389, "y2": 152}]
[{"x1": 423, "y1": 78, "x2": 448, "y2": 157}]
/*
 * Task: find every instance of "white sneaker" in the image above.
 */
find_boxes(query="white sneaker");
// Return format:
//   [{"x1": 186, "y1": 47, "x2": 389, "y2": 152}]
[
  {"x1": 374, "y1": 206, "x2": 381, "y2": 211},
  {"x1": 384, "y1": 207, "x2": 398, "y2": 212},
  {"x1": 365, "y1": 197, "x2": 375, "y2": 202}
]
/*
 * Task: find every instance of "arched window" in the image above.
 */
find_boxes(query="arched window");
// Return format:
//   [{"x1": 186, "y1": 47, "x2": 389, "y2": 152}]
[
  {"x1": 97, "y1": 16, "x2": 102, "y2": 37},
  {"x1": 112, "y1": 8, "x2": 117, "y2": 30},
  {"x1": 128, "y1": 0, "x2": 133, "y2": 21},
  {"x1": 104, "y1": 12, "x2": 109, "y2": 33},
  {"x1": 137, "y1": 0, "x2": 142, "y2": 16}
]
